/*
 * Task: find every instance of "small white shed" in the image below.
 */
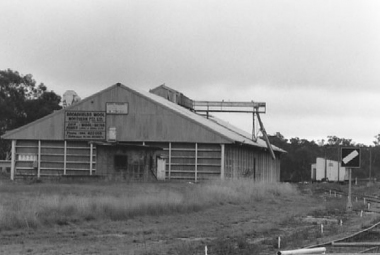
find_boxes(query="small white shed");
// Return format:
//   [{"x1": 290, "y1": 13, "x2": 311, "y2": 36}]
[{"x1": 311, "y1": 157, "x2": 348, "y2": 182}]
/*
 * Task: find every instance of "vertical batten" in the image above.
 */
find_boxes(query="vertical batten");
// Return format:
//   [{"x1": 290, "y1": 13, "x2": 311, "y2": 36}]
[
  {"x1": 195, "y1": 143, "x2": 198, "y2": 182},
  {"x1": 90, "y1": 143, "x2": 93, "y2": 175},
  {"x1": 37, "y1": 140, "x2": 41, "y2": 178},
  {"x1": 10, "y1": 140, "x2": 16, "y2": 181},
  {"x1": 220, "y1": 144, "x2": 225, "y2": 180},
  {"x1": 63, "y1": 141, "x2": 67, "y2": 175},
  {"x1": 168, "y1": 142, "x2": 172, "y2": 180}
]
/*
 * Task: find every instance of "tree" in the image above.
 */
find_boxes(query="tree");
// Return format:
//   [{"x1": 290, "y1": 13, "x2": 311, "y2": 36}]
[
  {"x1": 327, "y1": 135, "x2": 353, "y2": 146},
  {"x1": 374, "y1": 134, "x2": 380, "y2": 146},
  {"x1": 370, "y1": 134, "x2": 380, "y2": 180},
  {"x1": 0, "y1": 69, "x2": 61, "y2": 159}
]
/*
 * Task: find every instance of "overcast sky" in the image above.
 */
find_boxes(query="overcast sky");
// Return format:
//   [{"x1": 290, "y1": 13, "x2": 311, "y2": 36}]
[{"x1": 1, "y1": 0, "x2": 379, "y2": 145}]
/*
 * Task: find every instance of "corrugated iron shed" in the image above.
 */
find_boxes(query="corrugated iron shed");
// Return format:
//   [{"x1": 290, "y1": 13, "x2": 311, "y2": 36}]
[{"x1": 2, "y1": 83, "x2": 284, "y2": 182}]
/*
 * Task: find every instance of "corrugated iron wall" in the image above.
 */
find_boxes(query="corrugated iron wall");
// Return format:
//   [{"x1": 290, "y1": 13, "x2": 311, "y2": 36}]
[
  {"x1": 11, "y1": 140, "x2": 280, "y2": 182},
  {"x1": 224, "y1": 145, "x2": 280, "y2": 182}
]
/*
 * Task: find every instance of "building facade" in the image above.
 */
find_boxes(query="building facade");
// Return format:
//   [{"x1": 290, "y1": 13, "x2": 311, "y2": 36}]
[{"x1": 2, "y1": 83, "x2": 284, "y2": 182}]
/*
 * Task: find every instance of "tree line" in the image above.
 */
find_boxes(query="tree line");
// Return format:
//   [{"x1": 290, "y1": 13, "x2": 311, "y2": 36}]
[
  {"x1": 0, "y1": 69, "x2": 61, "y2": 159},
  {"x1": 268, "y1": 133, "x2": 380, "y2": 182}
]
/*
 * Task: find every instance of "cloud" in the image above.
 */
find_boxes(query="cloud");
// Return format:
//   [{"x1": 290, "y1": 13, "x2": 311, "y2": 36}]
[{"x1": 0, "y1": 0, "x2": 379, "y2": 145}]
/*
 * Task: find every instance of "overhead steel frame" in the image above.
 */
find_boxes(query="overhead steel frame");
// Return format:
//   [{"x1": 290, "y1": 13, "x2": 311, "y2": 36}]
[{"x1": 193, "y1": 101, "x2": 276, "y2": 160}]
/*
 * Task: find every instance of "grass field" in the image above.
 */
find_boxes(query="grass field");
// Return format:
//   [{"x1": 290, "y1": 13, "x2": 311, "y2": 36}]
[
  {"x1": 1, "y1": 180, "x2": 380, "y2": 254},
  {"x1": 0, "y1": 179, "x2": 299, "y2": 231}
]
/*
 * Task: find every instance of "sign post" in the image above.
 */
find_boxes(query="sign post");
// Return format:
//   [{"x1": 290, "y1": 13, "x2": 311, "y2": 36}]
[
  {"x1": 347, "y1": 168, "x2": 352, "y2": 211},
  {"x1": 341, "y1": 147, "x2": 361, "y2": 212}
]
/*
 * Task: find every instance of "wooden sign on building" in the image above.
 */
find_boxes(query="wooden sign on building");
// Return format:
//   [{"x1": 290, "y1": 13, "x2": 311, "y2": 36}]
[{"x1": 64, "y1": 111, "x2": 106, "y2": 140}]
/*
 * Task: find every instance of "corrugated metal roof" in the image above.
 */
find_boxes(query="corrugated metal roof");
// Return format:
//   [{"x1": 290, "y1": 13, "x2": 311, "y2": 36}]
[
  {"x1": 2, "y1": 83, "x2": 285, "y2": 153},
  {"x1": 207, "y1": 116, "x2": 285, "y2": 152},
  {"x1": 127, "y1": 84, "x2": 285, "y2": 153}
]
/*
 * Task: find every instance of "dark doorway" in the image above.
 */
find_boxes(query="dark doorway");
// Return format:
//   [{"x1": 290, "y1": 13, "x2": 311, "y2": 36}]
[{"x1": 114, "y1": 155, "x2": 128, "y2": 171}]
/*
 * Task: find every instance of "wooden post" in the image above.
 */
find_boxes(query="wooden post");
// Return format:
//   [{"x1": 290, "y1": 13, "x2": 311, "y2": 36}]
[
  {"x1": 90, "y1": 143, "x2": 93, "y2": 175},
  {"x1": 168, "y1": 142, "x2": 172, "y2": 180},
  {"x1": 37, "y1": 140, "x2": 41, "y2": 178},
  {"x1": 64, "y1": 141, "x2": 67, "y2": 175},
  {"x1": 195, "y1": 143, "x2": 198, "y2": 182},
  {"x1": 10, "y1": 140, "x2": 16, "y2": 181},
  {"x1": 220, "y1": 144, "x2": 225, "y2": 180}
]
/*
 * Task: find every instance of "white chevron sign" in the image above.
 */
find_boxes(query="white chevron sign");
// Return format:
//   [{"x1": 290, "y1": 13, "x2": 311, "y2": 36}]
[
  {"x1": 341, "y1": 147, "x2": 361, "y2": 168},
  {"x1": 342, "y1": 150, "x2": 359, "y2": 164}
]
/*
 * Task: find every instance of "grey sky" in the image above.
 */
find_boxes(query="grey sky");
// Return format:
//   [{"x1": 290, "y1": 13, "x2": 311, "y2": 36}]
[{"x1": 1, "y1": 0, "x2": 379, "y2": 145}]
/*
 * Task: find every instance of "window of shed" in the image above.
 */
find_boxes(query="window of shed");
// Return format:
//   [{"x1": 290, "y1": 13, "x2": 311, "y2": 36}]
[{"x1": 114, "y1": 155, "x2": 128, "y2": 170}]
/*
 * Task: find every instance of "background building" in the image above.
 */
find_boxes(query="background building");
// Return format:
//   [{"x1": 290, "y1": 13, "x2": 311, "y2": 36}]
[
  {"x1": 311, "y1": 157, "x2": 348, "y2": 182},
  {"x1": 2, "y1": 83, "x2": 285, "y2": 182}
]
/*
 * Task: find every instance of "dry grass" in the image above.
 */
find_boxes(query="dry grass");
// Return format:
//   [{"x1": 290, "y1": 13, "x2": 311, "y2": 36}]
[{"x1": 0, "y1": 179, "x2": 299, "y2": 230}]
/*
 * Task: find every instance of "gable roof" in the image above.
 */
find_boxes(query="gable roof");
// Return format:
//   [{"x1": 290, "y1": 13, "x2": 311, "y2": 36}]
[{"x1": 1, "y1": 83, "x2": 284, "y2": 153}]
